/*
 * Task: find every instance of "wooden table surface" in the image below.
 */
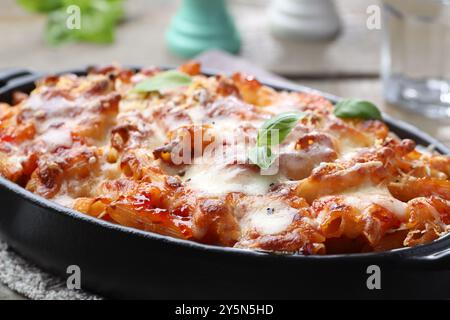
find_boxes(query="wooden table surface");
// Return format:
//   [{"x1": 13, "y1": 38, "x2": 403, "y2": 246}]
[
  {"x1": 0, "y1": 0, "x2": 449, "y2": 300},
  {"x1": 0, "y1": 0, "x2": 380, "y2": 76}
]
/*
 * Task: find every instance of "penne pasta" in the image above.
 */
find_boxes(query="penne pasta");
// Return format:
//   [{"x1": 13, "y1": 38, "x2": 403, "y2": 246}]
[{"x1": 0, "y1": 62, "x2": 449, "y2": 254}]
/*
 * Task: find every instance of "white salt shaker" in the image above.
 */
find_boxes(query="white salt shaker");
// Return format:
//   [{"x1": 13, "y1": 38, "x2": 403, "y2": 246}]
[{"x1": 269, "y1": 0, "x2": 341, "y2": 40}]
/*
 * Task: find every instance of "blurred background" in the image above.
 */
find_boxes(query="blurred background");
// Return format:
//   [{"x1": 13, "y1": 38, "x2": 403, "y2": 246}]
[
  {"x1": 1, "y1": 0, "x2": 450, "y2": 300},
  {"x1": 0, "y1": 0, "x2": 449, "y2": 145}
]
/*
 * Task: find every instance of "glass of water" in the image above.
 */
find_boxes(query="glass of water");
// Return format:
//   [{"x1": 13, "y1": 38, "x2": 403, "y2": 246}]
[{"x1": 382, "y1": 0, "x2": 450, "y2": 118}]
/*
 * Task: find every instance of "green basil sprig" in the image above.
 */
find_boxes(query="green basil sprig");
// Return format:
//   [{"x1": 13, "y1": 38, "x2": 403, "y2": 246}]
[
  {"x1": 249, "y1": 112, "x2": 305, "y2": 170},
  {"x1": 132, "y1": 70, "x2": 192, "y2": 93},
  {"x1": 333, "y1": 99, "x2": 382, "y2": 120},
  {"x1": 249, "y1": 145, "x2": 276, "y2": 171},
  {"x1": 18, "y1": 0, "x2": 63, "y2": 12},
  {"x1": 18, "y1": 0, "x2": 124, "y2": 45}
]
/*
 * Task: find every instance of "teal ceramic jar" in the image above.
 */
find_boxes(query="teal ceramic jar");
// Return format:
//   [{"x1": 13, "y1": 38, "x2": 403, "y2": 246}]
[{"x1": 166, "y1": 0, "x2": 241, "y2": 57}]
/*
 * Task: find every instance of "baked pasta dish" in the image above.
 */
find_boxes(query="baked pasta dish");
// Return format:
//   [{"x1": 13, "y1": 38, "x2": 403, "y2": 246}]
[{"x1": 0, "y1": 62, "x2": 449, "y2": 255}]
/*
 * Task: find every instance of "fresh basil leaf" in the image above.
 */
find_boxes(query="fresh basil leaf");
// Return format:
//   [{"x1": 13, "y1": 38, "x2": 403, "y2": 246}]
[
  {"x1": 257, "y1": 112, "x2": 305, "y2": 146},
  {"x1": 248, "y1": 145, "x2": 277, "y2": 170},
  {"x1": 17, "y1": 0, "x2": 64, "y2": 13},
  {"x1": 64, "y1": 0, "x2": 124, "y2": 22},
  {"x1": 132, "y1": 70, "x2": 193, "y2": 93},
  {"x1": 41, "y1": 0, "x2": 124, "y2": 45},
  {"x1": 333, "y1": 99, "x2": 382, "y2": 120},
  {"x1": 46, "y1": 8, "x2": 115, "y2": 45},
  {"x1": 76, "y1": 9, "x2": 116, "y2": 43},
  {"x1": 45, "y1": 8, "x2": 78, "y2": 45},
  {"x1": 250, "y1": 111, "x2": 305, "y2": 170}
]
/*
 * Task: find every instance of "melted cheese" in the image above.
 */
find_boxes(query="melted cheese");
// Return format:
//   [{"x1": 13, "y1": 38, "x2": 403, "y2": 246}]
[
  {"x1": 39, "y1": 128, "x2": 73, "y2": 151},
  {"x1": 343, "y1": 185, "x2": 408, "y2": 220},
  {"x1": 337, "y1": 138, "x2": 367, "y2": 161},
  {"x1": 184, "y1": 161, "x2": 277, "y2": 196},
  {"x1": 186, "y1": 105, "x2": 206, "y2": 123},
  {"x1": 238, "y1": 198, "x2": 297, "y2": 235}
]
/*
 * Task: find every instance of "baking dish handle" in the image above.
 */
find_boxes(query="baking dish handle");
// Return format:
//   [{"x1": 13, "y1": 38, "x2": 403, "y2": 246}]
[
  {"x1": 406, "y1": 247, "x2": 450, "y2": 270},
  {"x1": 0, "y1": 68, "x2": 43, "y2": 99},
  {"x1": 0, "y1": 69, "x2": 33, "y2": 86}
]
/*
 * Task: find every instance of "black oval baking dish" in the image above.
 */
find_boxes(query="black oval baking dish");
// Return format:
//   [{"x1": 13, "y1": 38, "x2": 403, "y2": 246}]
[{"x1": 0, "y1": 68, "x2": 449, "y2": 300}]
